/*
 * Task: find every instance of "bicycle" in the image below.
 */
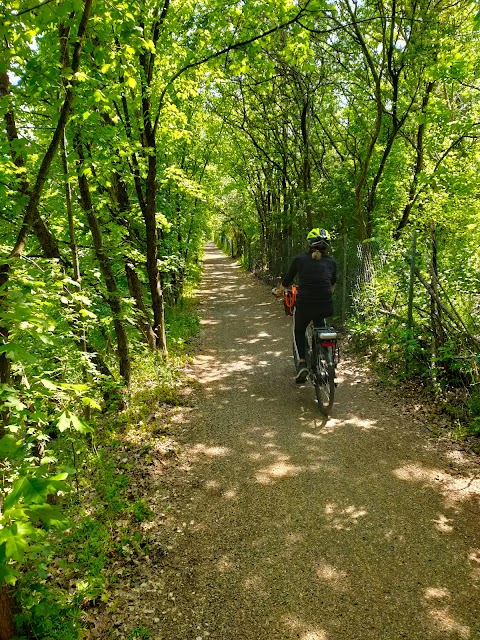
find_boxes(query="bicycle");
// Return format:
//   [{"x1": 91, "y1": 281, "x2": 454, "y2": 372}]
[
  {"x1": 272, "y1": 286, "x2": 339, "y2": 415},
  {"x1": 294, "y1": 321, "x2": 339, "y2": 416}
]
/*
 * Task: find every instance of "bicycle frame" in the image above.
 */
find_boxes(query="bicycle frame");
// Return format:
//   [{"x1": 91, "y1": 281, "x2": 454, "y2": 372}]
[
  {"x1": 287, "y1": 300, "x2": 339, "y2": 415},
  {"x1": 305, "y1": 323, "x2": 338, "y2": 415}
]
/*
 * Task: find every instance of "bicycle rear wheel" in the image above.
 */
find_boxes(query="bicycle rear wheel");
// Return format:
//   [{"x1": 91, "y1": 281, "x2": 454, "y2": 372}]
[{"x1": 314, "y1": 345, "x2": 335, "y2": 416}]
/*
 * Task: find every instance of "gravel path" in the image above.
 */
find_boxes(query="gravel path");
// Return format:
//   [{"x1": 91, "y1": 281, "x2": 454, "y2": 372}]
[{"x1": 118, "y1": 243, "x2": 480, "y2": 640}]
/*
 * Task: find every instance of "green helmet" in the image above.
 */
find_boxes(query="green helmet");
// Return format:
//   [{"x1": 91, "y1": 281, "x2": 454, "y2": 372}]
[{"x1": 307, "y1": 228, "x2": 330, "y2": 247}]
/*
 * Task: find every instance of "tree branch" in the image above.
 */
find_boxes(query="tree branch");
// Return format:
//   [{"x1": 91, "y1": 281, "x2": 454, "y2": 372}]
[
  {"x1": 9, "y1": 0, "x2": 93, "y2": 259},
  {"x1": 153, "y1": 0, "x2": 313, "y2": 135},
  {"x1": 13, "y1": 0, "x2": 56, "y2": 16}
]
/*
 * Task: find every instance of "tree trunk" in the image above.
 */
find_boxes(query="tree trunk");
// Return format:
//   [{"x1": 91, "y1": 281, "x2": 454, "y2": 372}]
[
  {"x1": 75, "y1": 139, "x2": 131, "y2": 385},
  {"x1": 429, "y1": 222, "x2": 444, "y2": 390},
  {"x1": 394, "y1": 82, "x2": 435, "y2": 239},
  {"x1": 0, "y1": 585, "x2": 15, "y2": 640},
  {"x1": 125, "y1": 263, "x2": 157, "y2": 350},
  {"x1": 119, "y1": 36, "x2": 168, "y2": 356},
  {"x1": 0, "y1": 263, "x2": 11, "y2": 392},
  {"x1": 342, "y1": 0, "x2": 384, "y2": 241},
  {"x1": 103, "y1": 166, "x2": 159, "y2": 350},
  {"x1": 61, "y1": 134, "x2": 81, "y2": 283},
  {"x1": 143, "y1": 142, "x2": 167, "y2": 355},
  {"x1": 300, "y1": 97, "x2": 313, "y2": 230}
]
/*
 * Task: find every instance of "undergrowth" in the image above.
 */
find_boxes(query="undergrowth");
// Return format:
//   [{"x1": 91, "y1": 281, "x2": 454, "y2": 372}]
[
  {"x1": 347, "y1": 317, "x2": 480, "y2": 452},
  {"x1": 12, "y1": 294, "x2": 200, "y2": 640}
]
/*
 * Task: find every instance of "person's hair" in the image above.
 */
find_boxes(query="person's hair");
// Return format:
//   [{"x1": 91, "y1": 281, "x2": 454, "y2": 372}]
[{"x1": 309, "y1": 244, "x2": 328, "y2": 260}]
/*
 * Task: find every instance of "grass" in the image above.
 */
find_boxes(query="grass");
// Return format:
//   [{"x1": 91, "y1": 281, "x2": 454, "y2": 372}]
[{"x1": 127, "y1": 627, "x2": 152, "y2": 639}]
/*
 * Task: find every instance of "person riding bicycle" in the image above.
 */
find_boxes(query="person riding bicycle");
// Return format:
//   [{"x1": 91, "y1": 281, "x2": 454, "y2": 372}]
[{"x1": 274, "y1": 228, "x2": 337, "y2": 383}]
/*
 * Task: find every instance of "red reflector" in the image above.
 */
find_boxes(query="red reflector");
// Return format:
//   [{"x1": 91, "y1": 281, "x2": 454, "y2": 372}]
[{"x1": 321, "y1": 341, "x2": 336, "y2": 347}]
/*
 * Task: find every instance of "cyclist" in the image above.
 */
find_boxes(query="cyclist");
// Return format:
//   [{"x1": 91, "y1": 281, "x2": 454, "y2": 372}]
[{"x1": 274, "y1": 228, "x2": 337, "y2": 383}]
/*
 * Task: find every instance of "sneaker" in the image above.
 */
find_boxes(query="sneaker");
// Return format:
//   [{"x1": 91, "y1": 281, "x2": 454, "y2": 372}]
[{"x1": 295, "y1": 364, "x2": 308, "y2": 384}]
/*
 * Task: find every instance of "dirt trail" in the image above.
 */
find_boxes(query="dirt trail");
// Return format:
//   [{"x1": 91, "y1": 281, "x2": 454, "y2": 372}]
[{"x1": 115, "y1": 243, "x2": 480, "y2": 640}]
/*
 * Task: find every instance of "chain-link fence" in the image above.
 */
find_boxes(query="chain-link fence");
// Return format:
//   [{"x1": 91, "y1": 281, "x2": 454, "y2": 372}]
[
  {"x1": 216, "y1": 232, "x2": 375, "y2": 327},
  {"x1": 216, "y1": 230, "x2": 480, "y2": 434}
]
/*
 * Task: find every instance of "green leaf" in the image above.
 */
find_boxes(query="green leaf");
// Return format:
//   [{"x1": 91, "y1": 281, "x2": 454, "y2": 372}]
[
  {"x1": 0, "y1": 522, "x2": 34, "y2": 562},
  {"x1": 3, "y1": 471, "x2": 67, "y2": 510},
  {"x1": 74, "y1": 71, "x2": 88, "y2": 82},
  {"x1": 143, "y1": 39, "x2": 155, "y2": 53},
  {"x1": 0, "y1": 543, "x2": 20, "y2": 586},
  {"x1": 57, "y1": 410, "x2": 92, "y2": 433},
  {"x1": 69, "y1": 413, "x2": 93, "y2": 434},
  {"x1": 79, "y1": 308, "x2": 97, "y2": 318},
  {"x1": 44, "y1": 473, "x2": 69, "y2": 496},
  {"x1": 1, "y1": 507, "x2": 29, "y2": 522},
  {"x1": 41, "y1": 379, "x2": 61, "y2": 391},
  {"x1": 0, "y1": 434, "x2": 24, "y2": 460},
  {"x1": 3, "y1": 395, "x2": 26, "y2": 412},
  {"x1": 81, "y1": 396, "x2": 102, "y2": 411},
  {"x1": 57, "y1": 411, "x2": 71, "y2": 432},
  {"x1": 26, "y1": 504, "x2": 69, "y2": 529},
  {"x1": 45, "y1": 471, "x2": 69, "y2": 484},
  {"x1": 58, "y1": 382, "x2": 88, "y2": 393},
  {"x1": 0, "y1": 343, "x2": 36, "y2": 363},
  {"x1": 4, "y1": 476, "x2": 50, "y2": 509}
]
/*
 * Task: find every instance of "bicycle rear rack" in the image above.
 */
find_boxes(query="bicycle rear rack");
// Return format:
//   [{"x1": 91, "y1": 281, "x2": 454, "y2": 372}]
[
  {"x1": 315, "y1": 327, "x2": 339, "y2": 361},
  {"x1": 315, "y1": 327, "x2": 337, "y2": 341}
]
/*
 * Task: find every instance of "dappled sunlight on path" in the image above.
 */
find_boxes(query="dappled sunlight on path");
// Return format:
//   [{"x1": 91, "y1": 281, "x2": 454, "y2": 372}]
[{"x1": 134, "y1": 243, "x2": 480, "y2": 640}]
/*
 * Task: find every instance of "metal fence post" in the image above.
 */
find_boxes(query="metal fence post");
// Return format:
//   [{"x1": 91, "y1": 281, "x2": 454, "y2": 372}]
[
  {"x1": 342, "y1": 234, "x2": 347, "y2": 327},
  {"x1": 406, "y1": 230, "x2": 417, "y2": 373}
]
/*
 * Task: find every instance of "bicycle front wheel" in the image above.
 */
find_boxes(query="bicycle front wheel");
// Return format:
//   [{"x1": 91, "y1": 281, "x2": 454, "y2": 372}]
[{"x1": 314, "y1": 346, "x2": 335, "y2": 416}]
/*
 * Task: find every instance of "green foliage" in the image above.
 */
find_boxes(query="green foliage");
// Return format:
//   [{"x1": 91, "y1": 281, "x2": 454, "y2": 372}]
[
  {"x1": 0, "y1": 363, "x2": 97, "y2": 590},
  {"x1": 0, "y1": 437, "x2": 70, "y2": 587},
  {"x1": 127, "y1": 627, "x2": 152, "y2": 640},
  {"x1": 165, "y1": 296, "x2": 200, "y2": 352},
  {"x1": 347, "y1": 229, "x2": 480, "y2": 442},
  {"x1": 466, "y1": 390, "x2": 480, "y2": 436},
  {"x1": 131, "y1": 499, "x2": 154, "y2": 523},
  {"x1": 12, "y1": 444, "x2": 147, "y2": 638},
  {"x1": 6, "y1": 291, "x2": 200, "y2": 636},
  {"x1": 13, "y1": 581, "x2": 83, "y2": 640}
]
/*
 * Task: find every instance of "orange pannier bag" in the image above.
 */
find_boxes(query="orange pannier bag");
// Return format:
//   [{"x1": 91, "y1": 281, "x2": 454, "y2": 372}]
[{"x1": 283, "y1": 285, "x2": 298, "y2": 316}]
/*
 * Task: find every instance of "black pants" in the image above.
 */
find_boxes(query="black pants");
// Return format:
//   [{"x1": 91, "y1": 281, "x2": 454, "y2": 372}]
[{"x1": 293, "y1": 301, "x2": 333, "y2": 360}]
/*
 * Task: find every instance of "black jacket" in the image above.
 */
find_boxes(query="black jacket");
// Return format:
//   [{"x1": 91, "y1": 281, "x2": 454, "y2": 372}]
[{"x1": 282, "y1": 253, "x2": 337, "y2": 305}]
